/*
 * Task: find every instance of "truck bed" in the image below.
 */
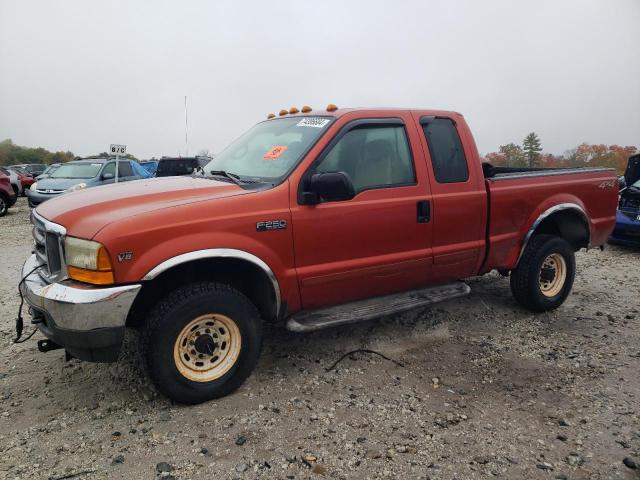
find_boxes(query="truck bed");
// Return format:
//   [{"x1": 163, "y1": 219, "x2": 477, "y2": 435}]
[{"x1": 480, "y1": 165, "x2": 618, "y2": 273}]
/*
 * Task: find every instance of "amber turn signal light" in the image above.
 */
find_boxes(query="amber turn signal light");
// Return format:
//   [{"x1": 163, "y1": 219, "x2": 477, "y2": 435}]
[{"x1": 68, "y1": 266, "x2": 115, "y2": 285}]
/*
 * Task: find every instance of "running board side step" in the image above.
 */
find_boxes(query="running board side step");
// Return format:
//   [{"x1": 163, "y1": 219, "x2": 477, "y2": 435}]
[{"x1": 286, "y1": 282, "x2": 470, "y2": 332}]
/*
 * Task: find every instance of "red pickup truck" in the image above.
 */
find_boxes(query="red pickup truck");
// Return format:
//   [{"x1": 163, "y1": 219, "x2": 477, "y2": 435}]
[{"x1": 19, "y1": 106, "x2": 618, "y2": 404}]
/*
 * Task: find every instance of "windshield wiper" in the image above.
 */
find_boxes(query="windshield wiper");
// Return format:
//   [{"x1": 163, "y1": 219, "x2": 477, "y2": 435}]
[{"x1": 209, "y1": 170, "x2": 244, "y2": 186}]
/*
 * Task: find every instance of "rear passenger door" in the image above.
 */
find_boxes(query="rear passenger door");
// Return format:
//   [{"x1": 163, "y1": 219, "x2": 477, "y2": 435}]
[
  {"x1": 291, "y1": 114, "x2": 434, "y2": 310},
  {"x1": 414, "y1": 114, "x2": 487, "y2": 281}
]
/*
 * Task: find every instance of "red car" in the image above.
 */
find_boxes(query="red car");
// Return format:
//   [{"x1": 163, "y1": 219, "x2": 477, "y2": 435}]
[
  {"x1": 9, "y1": 167, "x2": 35, "y2": 193},
  {"x1": 0, "y1": 169, "x2": 17, "y2": 216},
  {"x1": 20, "y1": 106, "x2": 617, "y2": 403}
]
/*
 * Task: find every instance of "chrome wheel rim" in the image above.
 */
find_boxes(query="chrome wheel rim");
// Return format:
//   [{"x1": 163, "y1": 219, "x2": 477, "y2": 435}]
[
  {"x1": 173, "y1": 314, "x2": 242, "y2": 382},
  {"x1": 539, "y1": 253, "x2": 566, "y2": 297}
]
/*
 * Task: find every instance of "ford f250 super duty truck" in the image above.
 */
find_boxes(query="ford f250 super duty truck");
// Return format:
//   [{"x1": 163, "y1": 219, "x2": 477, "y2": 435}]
[{"x1": 18, "y1": 106, "x2": 618, "y2": 404}]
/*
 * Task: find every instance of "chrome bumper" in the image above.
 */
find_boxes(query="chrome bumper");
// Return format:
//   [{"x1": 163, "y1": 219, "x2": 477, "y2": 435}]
[{"x1": 20, "y1": 254, "x2": 141, "y2": 331}]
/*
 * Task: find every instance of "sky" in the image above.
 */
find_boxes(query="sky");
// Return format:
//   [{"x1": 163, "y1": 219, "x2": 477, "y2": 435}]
[{"x1": 1, "y1": 0, "x2": 639, "y2": 159}]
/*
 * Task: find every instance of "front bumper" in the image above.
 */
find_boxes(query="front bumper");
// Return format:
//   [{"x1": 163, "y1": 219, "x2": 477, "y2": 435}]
[
  {"x1": 609, "y1": 210, "x2": 640, "y2": 247},
  {"x1": 26, "y1": 189, "x2": 62, "y2": 207},
  {"x1": 20, "y1": 254, "x2": 141, "y2": 362}
]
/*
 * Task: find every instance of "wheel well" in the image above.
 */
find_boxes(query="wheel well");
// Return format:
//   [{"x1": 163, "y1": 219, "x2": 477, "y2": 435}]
[
  {"x1": 531, "y1": 210, "x2": 590, "y2": 250},
  {"x1": 127, "y1": 258, "x2": 278, "y2": 328}
]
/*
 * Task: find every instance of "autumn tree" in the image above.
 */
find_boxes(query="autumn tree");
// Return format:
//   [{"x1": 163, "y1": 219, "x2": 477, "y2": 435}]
[
  {"x1": 523, "y1": 132, "x2": 542, "y2": 167},
  {"x1": 498, "y1": 143, "x2": 526, "y2": 167}
]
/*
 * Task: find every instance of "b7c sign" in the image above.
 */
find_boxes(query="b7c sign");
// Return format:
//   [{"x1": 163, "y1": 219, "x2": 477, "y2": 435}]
[{"x1": 109, "y1": 144, "x2": 126, "y2": 155}]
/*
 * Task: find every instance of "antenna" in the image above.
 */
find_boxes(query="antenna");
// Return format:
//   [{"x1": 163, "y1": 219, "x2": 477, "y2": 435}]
[{"x1": 184, "y1": 95, "x2": 189, "y2": 156}]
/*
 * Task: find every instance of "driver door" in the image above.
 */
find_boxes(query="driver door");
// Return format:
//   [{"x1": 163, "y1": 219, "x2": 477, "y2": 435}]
[{"x1": 290, "y1": 115, "x2": 434, "y2": 310}]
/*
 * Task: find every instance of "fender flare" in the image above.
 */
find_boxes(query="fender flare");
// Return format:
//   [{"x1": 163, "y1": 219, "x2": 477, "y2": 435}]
[
  {"x1": 142, "y1": 248, "x2": 281, "y2": 317},
  {"x1": 517, "y1": 203, "x2": 591, "y2": 264}
]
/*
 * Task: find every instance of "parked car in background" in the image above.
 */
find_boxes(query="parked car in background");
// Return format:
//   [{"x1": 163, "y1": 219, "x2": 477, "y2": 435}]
[
  {"x1": 155, "y1": 156, "x2": 210, "y2": 177},
  {"x1": 610, "y1": 153, "x2": 640, "y2": 246},
  {"x1": 27, "y1": 158, "x2": 151, "y2": 207},
  {"x1": 7, "y1": 166, "x2": 35, "y2": 193},
  {"x1": 0, "y1": 167, "x2": 23, "y2": 196},
  {"x1": 0, "y1": 169, "x2": 17, "y2": 216},
  {"x1": 140, "y1": 160, "x2": 159, "y2": 176},
  {"x1": 14, "y1": 163, "x2": 47, "y2": 176},
  {"x1": 36, "y1": 163, "x2": 62, "y2": 181}
]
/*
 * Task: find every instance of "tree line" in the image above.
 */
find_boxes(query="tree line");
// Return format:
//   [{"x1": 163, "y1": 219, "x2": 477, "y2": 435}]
[
  {"x1": 0, "y1": 139, "x2": 139, "y2": 166},
  {"x1": 483, "y1": 132, "x2": 637, "y2": 174}
]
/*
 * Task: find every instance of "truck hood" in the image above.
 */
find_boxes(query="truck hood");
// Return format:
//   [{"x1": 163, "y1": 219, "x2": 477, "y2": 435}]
[{"x1": 35, "y1": 176, "x2": 250, "y2": 239}]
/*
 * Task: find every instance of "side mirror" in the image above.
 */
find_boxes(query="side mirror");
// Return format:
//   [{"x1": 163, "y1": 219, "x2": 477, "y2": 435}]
[
  {"x1": 302, "y1": 172, "x2": 355, "y2": 205},
  {"x1": 102, "y1": 172, "x2": 114, "y2": 180}
]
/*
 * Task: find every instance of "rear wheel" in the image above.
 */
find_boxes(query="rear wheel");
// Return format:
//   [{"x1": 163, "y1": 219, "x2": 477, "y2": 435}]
[
  {"x1": 142, "y1": 282, "x2": 262, "y2": 404},
  {"x1": 510, "y1": 234, "x2": 576, "y2": 312}
]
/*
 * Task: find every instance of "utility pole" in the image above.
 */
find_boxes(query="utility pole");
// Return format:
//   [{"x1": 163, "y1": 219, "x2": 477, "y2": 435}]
[{"x1": 184, "y1": 95, "x2": 189, "y2": 157}]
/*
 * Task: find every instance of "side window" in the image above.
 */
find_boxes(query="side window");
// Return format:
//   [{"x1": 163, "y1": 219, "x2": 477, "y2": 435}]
[
  {"x1": 422, "y1": 118, "x2": 469, "y2": 183},
  {"x1": 117, "y1": 161, "x2": 133, "y2": 177},
  {"x1": 102, "y1": 162, "x2": 115, "y2": 177},
  {"x1": 316, "y1": 125, "x2": 415, "y2": 193}
]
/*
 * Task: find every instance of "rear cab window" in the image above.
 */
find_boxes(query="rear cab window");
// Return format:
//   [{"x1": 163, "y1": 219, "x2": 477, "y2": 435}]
[{"x1": 421, "y1": 117, "x2": 469, "y2": 183}]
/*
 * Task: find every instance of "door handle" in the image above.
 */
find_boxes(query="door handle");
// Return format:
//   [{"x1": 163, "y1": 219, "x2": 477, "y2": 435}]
[{"x1": 417, "y1": 200, "x2": 430, "y2": 223}]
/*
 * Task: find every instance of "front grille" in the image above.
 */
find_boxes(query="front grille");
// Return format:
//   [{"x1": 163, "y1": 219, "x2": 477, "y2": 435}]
[
  {"x1": 35, "y1": 188, "x2": 65, "y2": 194},
  {"x1": 31, "y1": 211, "x2": 66, "y2": 281}
]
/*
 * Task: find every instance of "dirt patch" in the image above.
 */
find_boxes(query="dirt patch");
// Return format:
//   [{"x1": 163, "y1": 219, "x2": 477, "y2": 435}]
[{"x1": 1, "y1": 197, "x2": 639, "y2": 479}]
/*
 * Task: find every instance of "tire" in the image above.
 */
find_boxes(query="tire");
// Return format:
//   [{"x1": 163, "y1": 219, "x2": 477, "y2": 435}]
[
  {"x1": 0, "y1": 194, "x2": 8, "y2": 217},
  {"x1": 509, "y1": 234, "x2": 576, "y2": 312},
  {"x1": 12, "y1": 185, "x2": 19, "y2": 197},
  {"x1": 142, "y1": 282, "x2": 263, "y2": 404}
]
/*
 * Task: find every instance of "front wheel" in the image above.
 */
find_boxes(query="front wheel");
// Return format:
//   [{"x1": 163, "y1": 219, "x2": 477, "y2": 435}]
[
  {"x1": 510, "y1": 234, "x2": 576, "y2": 312},
  {"x1": 142, "y1": 282, "x2": 263, "y2": 404},
  {"x1": 0, "y1": 194, "x2": 8, "y2": 217}
]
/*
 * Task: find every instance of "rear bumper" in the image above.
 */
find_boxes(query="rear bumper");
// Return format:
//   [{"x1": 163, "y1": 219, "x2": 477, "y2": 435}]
[
  {"x1": 5, "y1": 188, "x2": 17, "y2": 206},
  {"x1": 20, "y1": 254, "x2": 141, "y2": 362}
]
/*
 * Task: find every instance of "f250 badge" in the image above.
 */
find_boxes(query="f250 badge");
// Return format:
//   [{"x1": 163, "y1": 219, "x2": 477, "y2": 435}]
[
  {"x1": 256, "y1": 220, "x2": 287, "y2": 231},
  {"x1": 117, "y1": 251, "x2": 133, "y2": 262}
]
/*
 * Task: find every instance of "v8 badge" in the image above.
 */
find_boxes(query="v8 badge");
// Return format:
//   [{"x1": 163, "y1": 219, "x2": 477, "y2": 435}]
[{"x1": 117, "y1": 251, "x2": 133, "y2": 262}]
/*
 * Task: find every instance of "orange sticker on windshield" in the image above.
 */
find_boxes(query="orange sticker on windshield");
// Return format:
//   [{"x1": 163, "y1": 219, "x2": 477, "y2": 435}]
[{"x1": 264, "y1": 145, "x2": 287, "y2": 160}]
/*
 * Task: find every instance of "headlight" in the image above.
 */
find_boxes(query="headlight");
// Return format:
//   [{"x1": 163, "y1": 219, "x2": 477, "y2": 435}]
[
  {"x1": 30, "y1": 182, "x2": 38, "y2": 192},
  {"x1": 64, "y1": 237, "x2": 114, "y2": 285},
  {"x1": 65, "y1": 183, "x2": 87, "y2": 193}
]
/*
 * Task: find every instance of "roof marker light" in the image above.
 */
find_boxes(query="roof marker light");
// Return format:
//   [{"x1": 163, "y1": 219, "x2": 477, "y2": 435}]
[
  {"x1": 279, "y1": 109, "x2": 288, "y2": 116},
  {"x1": 289, "y1": 107, "x2": 299, "y2": 114},
  {"x1": 301, "y1": 105, "x2": 312, "y2": 113},
  {"x1": 267, "y1": 113, "x2": 276, "y2": 119},
  {"x1": 326, "y1": 103, "x2": 338, "y2": 112}
]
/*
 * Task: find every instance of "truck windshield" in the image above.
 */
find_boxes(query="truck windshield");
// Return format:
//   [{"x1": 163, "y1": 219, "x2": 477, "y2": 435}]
[
  {"x1": 202, "y1": 116, "x2": 333, "y2": 182},
  {"x1": 50, "y1": 163, "x2": 103, "y2": 179}
]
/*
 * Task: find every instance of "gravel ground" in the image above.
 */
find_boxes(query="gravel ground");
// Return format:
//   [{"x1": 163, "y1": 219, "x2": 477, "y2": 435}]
[{"x1": 1, "y1": 197, "x2": 639, "y2": 480}]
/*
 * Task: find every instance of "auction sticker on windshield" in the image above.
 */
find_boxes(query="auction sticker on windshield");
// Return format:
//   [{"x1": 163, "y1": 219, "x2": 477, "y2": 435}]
[
  {"x1": 296, "y1": 118, "x2": 330, "y2": 128},
  {"x1": 264, "y1": 145, "x2": 288, "y2": 160}
]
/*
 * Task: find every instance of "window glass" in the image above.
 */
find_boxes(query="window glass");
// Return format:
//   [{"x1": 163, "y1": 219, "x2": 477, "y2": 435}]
[
  {"x1": 422, "y1": 118, "x2": 469, "y2": 183},
  {"x1": 50, "y1": 163, "x2": 102, "y2": 179},
  {"x1": 102, "y1": 162, "x2": 115, "y2": 177},
  {"x1": 317, "y1": 125, "x2": 415, "y2": 192},
  {"x1": 202, "y1": 117, "x2": 332, "y2": 181},
  {"x1": 116, "y1": 161, "x2": 133, "y2": 177}
]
